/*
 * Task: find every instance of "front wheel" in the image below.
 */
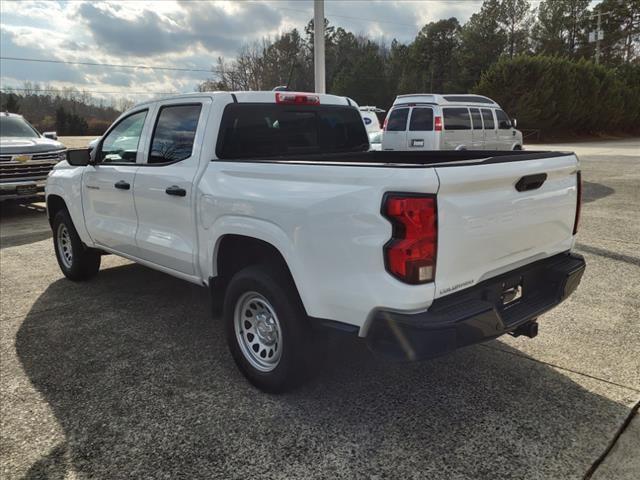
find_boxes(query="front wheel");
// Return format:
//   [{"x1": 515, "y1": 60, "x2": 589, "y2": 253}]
[
  {"x1": 223, "y1": 264, "x2": 321, "y2": 393},
  {"x1": 53, "y1": 209, "x2": 101, "y2": 281}
]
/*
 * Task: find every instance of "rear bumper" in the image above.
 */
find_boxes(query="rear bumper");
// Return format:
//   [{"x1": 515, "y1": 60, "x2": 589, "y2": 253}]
[
  {"x1": 0, "y1": 179, "x2": 47, "y2": 200},
  {"x1": 366, "y1": 252, "x2": 586, "y2": 361}
]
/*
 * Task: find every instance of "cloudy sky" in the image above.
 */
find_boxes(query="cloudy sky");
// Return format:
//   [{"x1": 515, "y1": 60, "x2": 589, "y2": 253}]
[{"x1": 1, "y1": 0, "x2": 535, "y2": 102}]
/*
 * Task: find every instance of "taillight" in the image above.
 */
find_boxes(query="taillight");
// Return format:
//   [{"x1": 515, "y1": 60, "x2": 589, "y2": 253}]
[
  {"x1": 434, "y1": 116, "x2": 443, "y2": 131},
  {"x1": 382, "y1": 117, "x2": 388, "y2": 130},
  {"x1": 573, "y1": 171, "x2": 582, "y2": 235},
  {"x1": 275, "y1": 92, "x2": 320, "y2": 105},
  {"x1": 382, "y1": 194, "x2": 437, "y2": 284}
]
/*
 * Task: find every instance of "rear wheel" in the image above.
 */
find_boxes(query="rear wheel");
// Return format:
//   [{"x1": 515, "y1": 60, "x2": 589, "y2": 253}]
[
  {"x1": 223, "y1": 264, "x2": 320, "y2": 392},
  {"x1": 53, "y1": 209, "x2": 101, "y2": 281}
]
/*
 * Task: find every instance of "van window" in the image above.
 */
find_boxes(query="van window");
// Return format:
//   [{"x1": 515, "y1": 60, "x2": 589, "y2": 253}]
[
  {"x1": 149, "y1": 104, "x2": 202, "y2": 164},
  {"x1": 481, "y1": 109, "x2": 495, "y2": 129},
  {"x1": 470, "y1": 108, "x2": 482, "y2": 130},
  {"x1": 386, "y1": 108, "x2": 409, "y2": 132},
  {"x1": 496, "y1": 109, "x2": 512, "y2": 129},
  {"x1": 216, "y1": 104, "x2": 369, "y2": 159},
  {"x1": 409, "y1": 108, "x2": 433, "y2": 131},
  {"x1": 443, "y1": 108, "x2": 471, "y2": 130}
]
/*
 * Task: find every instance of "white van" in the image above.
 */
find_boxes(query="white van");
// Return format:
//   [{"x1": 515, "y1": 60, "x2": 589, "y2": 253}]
[
  {"x1": 382, "y1": 94, "x2": 523, "y2": 151},
  {"x1": 359, "y1": 106, "x2": 385, "y2": 134}
]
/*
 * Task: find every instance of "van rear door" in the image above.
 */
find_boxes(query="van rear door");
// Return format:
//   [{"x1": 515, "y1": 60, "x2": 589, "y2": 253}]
[
  {"x1": 407, "y1": 107, "x2": 436, "y2": 150},
  {"x1": 381, "y1": 108, "x2": 409, "y2": 150},
  {"x1": 434, "y1": 153, "x2": 578, "y2": 298}
]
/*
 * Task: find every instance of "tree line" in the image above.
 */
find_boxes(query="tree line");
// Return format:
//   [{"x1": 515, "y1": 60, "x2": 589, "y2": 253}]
[
  {"x1": 198, "y1": 0, "x2": 639, "y2": 137},
  {"x1": 0, "y1": 84, "x2": 134, "y2": 136}
]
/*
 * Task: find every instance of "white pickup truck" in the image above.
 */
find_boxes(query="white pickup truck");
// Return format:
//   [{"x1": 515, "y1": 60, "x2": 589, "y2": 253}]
[{"x1": 46, "y1": 91, "x2": 585, "y2": 392}]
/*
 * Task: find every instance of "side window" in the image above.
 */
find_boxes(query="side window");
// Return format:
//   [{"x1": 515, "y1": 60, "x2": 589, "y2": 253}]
[
  {"x1": 443, "y1": 108, "x2": 471, "y2": 130},
  {"x1": 496, "y1": 109, "x2": 512, "y2": 129},
  {"x1": 409, "y1": 108, "x2": 434, "y2": 131},
  {"x1": 481, "y1": 109, "x2": 495, "y2": 130},
  {"x1": 470, "y1": 108, "x2": 482, "y2": 130},
  {"x1": 100, "y1": 110, "x2": 147, "y2": 163},
  {"x1": 149, "y1": 104, "x2": 202, "y2": 164},
  {"x1": 386, "y1": 108, "x2": 409, "y2": 131}
]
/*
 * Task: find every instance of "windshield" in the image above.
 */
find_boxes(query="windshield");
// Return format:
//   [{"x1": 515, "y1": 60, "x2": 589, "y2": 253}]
[{"x1": 0, "y1": 116, "x2": 40, "y2": 138}]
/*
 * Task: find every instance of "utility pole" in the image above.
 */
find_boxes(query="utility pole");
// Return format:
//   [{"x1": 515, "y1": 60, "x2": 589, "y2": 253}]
[
  {"x1": 314, "y1": 0, "x2": 326, "y2": 94},
  {"x1": 595, "y1": 9, "x2": 601, "y2": 64}
]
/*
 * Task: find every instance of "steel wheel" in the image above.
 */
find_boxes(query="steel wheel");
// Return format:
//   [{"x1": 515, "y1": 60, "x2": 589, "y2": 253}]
[
  {"x1": 56, "y1": 223, "x2": 73, "y2": 269},
  {"x1": 234, "y1": 291, "x2": 283, "y2": 372}
]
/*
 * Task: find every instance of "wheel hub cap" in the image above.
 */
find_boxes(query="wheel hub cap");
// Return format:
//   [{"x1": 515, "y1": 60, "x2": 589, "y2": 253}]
[{"x1": 234, "y1": 292, "x2": 282, "y2": 372}]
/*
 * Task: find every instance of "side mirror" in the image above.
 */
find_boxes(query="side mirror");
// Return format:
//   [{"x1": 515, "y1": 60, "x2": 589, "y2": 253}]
[
  {"x1": 511, "y1": 118, "x2": 517, "y2": 128},
  {"x1": 66, "y1": 148, "x2": 91, "y2": 166},
  {"x1": 43, "y1": 131, "x2": 58, "y2": 140}
]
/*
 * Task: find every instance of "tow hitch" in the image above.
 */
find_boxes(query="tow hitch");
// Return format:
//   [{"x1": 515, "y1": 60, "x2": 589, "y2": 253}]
[{"x1": 509, "y1": 320, "x2": 539, "y2": 339}]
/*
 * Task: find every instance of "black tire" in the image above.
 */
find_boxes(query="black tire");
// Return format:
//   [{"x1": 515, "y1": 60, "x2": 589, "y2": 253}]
[
  {"x1": 52, "y1": 209, "x2": 101, "y2": 281},
  {"x1": 223, "y1": 264, "x2": 320, "y2": 393}
]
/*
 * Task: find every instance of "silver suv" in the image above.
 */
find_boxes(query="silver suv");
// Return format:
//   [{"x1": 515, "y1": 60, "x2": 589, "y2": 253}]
[{"x1": 0, "y1": 112, "x2": 66, "y2": 201}]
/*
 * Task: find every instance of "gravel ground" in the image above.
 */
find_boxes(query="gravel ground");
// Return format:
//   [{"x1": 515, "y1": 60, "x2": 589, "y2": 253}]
[{"x1": 1, "y1": 138, "x2": 638, "y2": 479}]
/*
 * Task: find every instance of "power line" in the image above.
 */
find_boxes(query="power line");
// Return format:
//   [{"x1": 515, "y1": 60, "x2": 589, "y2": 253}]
[
  {"x1": 1, "y1": 87, "x2": 182, "y2": 96},
  {"x1": 0, "y1": 56, "x2": 217, "y2": 74}
]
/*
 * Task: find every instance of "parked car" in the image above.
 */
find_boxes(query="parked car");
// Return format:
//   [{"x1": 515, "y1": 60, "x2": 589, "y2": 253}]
[
  {"x1": 368, "y1": 131, "x2": 382, "y2": 151},
  {"x1": 46, "y1": 91, "x2": 584, "y2": 392},
  {"x1": 0, "y1": 112, "x2": 66, "y2": 201},
  {"x1": 359, "y1": 106, "x2": 385, "y2": 134},
  {"x1": 382, "y1": 94, "x2": 523, "y2": 151}
]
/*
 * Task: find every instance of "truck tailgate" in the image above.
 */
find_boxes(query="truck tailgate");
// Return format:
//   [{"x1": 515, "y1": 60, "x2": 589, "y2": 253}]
[{"x1": 434, "y1": 153, "x2": 578, "y2": 298}]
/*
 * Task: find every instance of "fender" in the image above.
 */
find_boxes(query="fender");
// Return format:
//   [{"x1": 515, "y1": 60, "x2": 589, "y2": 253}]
[
  {"x1": 202, "y1": 215, "x2": 310, "y2": 310},
  {"x1": 45, "y1": 175, "x2": 94, "y2": 247}
]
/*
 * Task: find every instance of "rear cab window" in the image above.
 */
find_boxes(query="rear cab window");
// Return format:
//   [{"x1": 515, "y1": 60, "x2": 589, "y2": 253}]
[
  {"x1": 386, "y1": 108, "x2": 409, "y2": 132},
  {"x1": 443, "y1": 108, "x2": 471, "y2": 130},
  {"x1": 216, "y1": 104, "x2": 369, "y2": 159},
  {"x1": 409, "y1": 108, "x2": 433, "y2": 131}
]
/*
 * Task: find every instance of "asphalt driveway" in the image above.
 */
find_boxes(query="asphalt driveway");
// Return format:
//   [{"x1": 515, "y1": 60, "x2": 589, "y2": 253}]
[{"x1": 1, "y1": 138, "x2": 638, "y2": 479}]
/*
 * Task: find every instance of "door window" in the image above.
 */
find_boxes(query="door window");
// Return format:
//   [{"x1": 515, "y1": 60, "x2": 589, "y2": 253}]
[
  {"x1": 495, "y1": 109, "x2": 512, "y2": 129},
  {"x1": 470, "y1": 108, "x2": 483, "y2": 130},
  {"x1": 443, "y1": 108, "x2": 471, "y2": 130},
  {"x1": 100, "y1": 110, "x2": 147, "y2": 163},
  {"x1": 409, "y1": 108, "x2": 434, "y2": 131},
  {"x1": 149, "y1": 104, "x2": 202, "y2": 164},
  {"x1": 386, "y1": 108, "x2": 409, "y2": 131},
  {"x1": 481, "y1": 109, "x2": 495, "y2": 129}
]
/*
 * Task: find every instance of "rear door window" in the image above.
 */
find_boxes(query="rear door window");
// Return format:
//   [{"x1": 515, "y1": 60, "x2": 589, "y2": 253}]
[
  {"x1": 216, "y1": 104, "x2": 368, "y2": 159},
  {"x1": 386, "y1": 108, "x2": 409, "y2": 132},
  {"x1": 496, "y1": 109, "x2": 512, "y2": 129},
  {"x1": 443, "y1": 108, "x2": 471, "y2": 130},
  {"x1": 470, "y1": 108, "x2": 483, "y2": 130},
  {"x1": 409, "y1": 108, "x2": 433, "y2": 131},
  {"x1": 149, "y1": 104, "x2": 202, "y2": 164},
  {"x1": 481, "y1": 109, "x2": 495, "y2": 129}
]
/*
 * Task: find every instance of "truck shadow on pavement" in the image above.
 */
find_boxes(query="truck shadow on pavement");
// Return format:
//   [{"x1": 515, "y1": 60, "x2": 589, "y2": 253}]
[{"x1": 16, "y1": 263, "x2": 629, "y2": 480}]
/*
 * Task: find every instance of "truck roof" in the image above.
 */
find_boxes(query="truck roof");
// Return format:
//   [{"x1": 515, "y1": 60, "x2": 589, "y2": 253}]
[
  {"x1": 134, "y1": 91, "x2": 354, "y2": 109},
  {"x1": 392, "y1": 94, "x2": 499, "y2": 108}
]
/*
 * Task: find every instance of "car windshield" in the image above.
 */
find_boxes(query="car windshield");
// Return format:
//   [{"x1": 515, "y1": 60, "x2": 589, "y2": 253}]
[{"x1": 0, "y1": 116, "x2": 40, "y2": 138}]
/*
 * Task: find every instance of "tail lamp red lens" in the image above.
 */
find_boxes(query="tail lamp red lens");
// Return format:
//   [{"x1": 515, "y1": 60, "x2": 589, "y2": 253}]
[
  {"x1": 382, "y1": 194, "x2": 437, "y2": 284},
  {"x1": 382, "y1": 117, "x2": 388, "y2": 130},
  {"x1": 434, "y1": 116, "x2": 443, "y2": 131},
  {"x1": 573, "y1": 170, "x2": 582, "y2": 235},
  {"x1": 275, "y1": 92, "x2": 320, "y2": 105}
]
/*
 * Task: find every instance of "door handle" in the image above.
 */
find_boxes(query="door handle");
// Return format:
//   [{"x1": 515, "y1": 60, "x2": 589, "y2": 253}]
[
  {"x1": 114, "y1": 180, "x2": 130, "y2": 190},
  {"x1": 165, "y1": 185, "x2": 186, "y2": 197},
  {"x1": 516, "y1": 173, "x2": 547, "y2": 192}
]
